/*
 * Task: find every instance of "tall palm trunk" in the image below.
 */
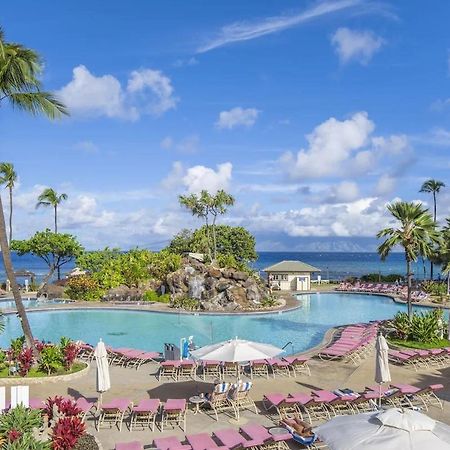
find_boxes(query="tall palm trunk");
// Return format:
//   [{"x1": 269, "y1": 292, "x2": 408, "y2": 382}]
[
  {"x1": 204, "y1": 216, "x2": 213, "y2": 262},
  {"x1": 212, "y1": 213, "x2": 217, "y2": 261},
  {"x1": 430, "y1": 192, "x2": 437, "y2": 280},
  {"x1": 54, "y1": 204, "x2": 58, "y2": 234},
  {"x1": 406, "y1": 255, "x2": 413, "y2": 320},
  {"x1": 0, "y1": 194, "x2": 35, "y2": 349},
  {"x1": 8, "y1": 186, "x2": 13, "y2": 244}
]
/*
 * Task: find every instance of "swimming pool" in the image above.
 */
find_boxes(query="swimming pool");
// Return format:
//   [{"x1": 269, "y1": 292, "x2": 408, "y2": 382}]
[
  {"x1": 0, "y1": 298, "x2": 69, "y2": 310},
  {"x1": 0, "y1": 293, "x2": 433, "y2": 354}
]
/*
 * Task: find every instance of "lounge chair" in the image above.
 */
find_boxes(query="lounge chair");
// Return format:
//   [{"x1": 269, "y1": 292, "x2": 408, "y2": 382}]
[
  {"x1": 161, "y1": 399, "x2": 187, "y2": 432},
  {"x1": 96, "y1": 398, "x2": 133, "y2": 431},
  {"x1": 130, "y1": 398, "x2": 160, "y2": 431},
  {"x1": 202, "y1": 360, "x2": 222, "y2": 381},
  {"x1": 390, "y1": 383, "x2": 444, "y2": 410},
  {"x1": 250, "y1": 360, "x2": 269, "y2": 379},
  {"x1": 262, "y1": 394, "x2": 299, "y2": 419},
  {"x1": 388, "y1": 350, "x2": 421, "y2": 370},
  {"x1": 283, "y1": 356, "x2": 311, "y2": 377},
  {"x1": 201, "y1": 382, "x2": 235, "y2": 421},
  {"x1": 289, "y1": 392, "x2": 330, "y2": 423},
  {"x1": 240, "y1": 423, "x2": 291, "y2": 450},
  {"x1": 158, "y1": 360, "x2": 181, "y2": 381},
  {"x1": 311, "y1": 390, "x2": 353, "y2": 416},
  {"x1": 214, "y1": 428, "x2": 263, "y2": 450},
  {"x1": 222, "y1": 361, "x2": 238, "y2": 378},
  {"x1": 153, "y1": 436, "x2": 191, "y2": 450},
  {"x1": 115, "y1": 442, "x2": 143, "y2": 450},
  {"x1": 178, "y1": 360, "x2": 197, "y2": 380},
  {"x1": 186, "y1": 433, "x2": 228, "y2": 450},
  {"x1": 266, "y1": 359, "x2": 290, "y2": 378},
  {"x1": 282, "y1": 418, "x2": 325, "y2": 449},
  {"x1": 74, "y1": 397, "x2": 97, "y2": 422},
  {"x1": 229, "y1": 381, "x2": 257, "y2": 419}
]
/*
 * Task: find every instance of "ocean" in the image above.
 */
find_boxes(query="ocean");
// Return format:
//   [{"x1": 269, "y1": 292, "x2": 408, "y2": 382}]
[{"x1": 0, "y1": 251, "x2": 441, "y2": 284}]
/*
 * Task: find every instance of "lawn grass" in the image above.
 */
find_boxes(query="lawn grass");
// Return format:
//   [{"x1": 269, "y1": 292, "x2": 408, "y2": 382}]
[
  {"x1": 388, "y1": 338, "x2": 450, "y2": 350},
  {"x1": 0, "y1": 362, "x2": 86, "y2": 378}
]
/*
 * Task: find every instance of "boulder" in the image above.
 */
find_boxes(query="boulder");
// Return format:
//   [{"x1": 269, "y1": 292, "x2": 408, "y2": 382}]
[
  {"x1": 216, "y1": 280, "x2": 232, "y2": 292},
  {"x1": 207, "y1": 267, "x2": 222, "y2": 278},
  {"x1": 226, "y1": 286, "x2": 247, "y2": 305},
  {"x1": 246, "y1": 284, "x2": 262, "y2": 304},
  {"x1": 38, "y1": 284, "x2": 64, "y2": 299},
  {"x1": 102, "y1": 285, "x2": 143, "y2": 302},
  {"x1": 231, "y1": 271, "x2": 248, "y2": 282}
]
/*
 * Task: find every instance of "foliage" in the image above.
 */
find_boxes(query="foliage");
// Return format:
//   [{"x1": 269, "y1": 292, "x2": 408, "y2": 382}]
[
  {"x1": 422, "y1": 281, "x2": 447, "y2": 296},
  {"x1": 65, "y1": 275, "x2": 104, "y2": 301},
  {"x1": 147, "y1": 250, "x2": 182, "y2": 280},
  {"x1": 391, "y1": 309, "x2": 446, "y2": 343},
  {"x1": 39, "y1": 346, "x2": 63, "y2": 375},
  {"x1": 377, "y1": 201, "x2": 441, "y2": 318},
  {"x1": 11, "y1": 230, "x2": 84, "y2": 285},
  {"x1": 9, "y1": 337, "x2": 24, "y2": 359},
  {"x1": 17, "y1": 348, "x2": 34, "y2": 376},
  {"x1": 44, "y1": 396, "x2": 81, "y2": 421},
  {"x1": 62, "y1": 343, "x2": 79, "y2": 371},
  {"x1": 261, "y1": 297, "x2": 277, "y2": 307},
  {"x1": 0, "y1": 405, "x2": 48, "y2": 450},
  {"x1": 76, "y1": 248, "x2": 121, "y2": 273},
  {"x1": 168, "y1": 225, "x2": 257, "y2": 268},
  {"x1": 36, "y1": 188, "x2": 68, "y2": 211},
  {"x1": 171, "y1": 296, "x2": 199, "y2": 310},
  {"x1": 143, "y1": 290, "x2": 170, "y2": 303},
  {"x1": 388, "y1": 338, "x2": 450, "y2": 350},
  {"x1": 179, "y1": 189, "x2": 235, "y2": 260},
  {"x1": 360, "y1": 273, "x2": 404, "y2": 282},
  {"x1": 51, "y1": 416, "x2": 85, "y2": 450},
  {"x1": 166, "y1": 229, "x2": 194, "y2": 254}
]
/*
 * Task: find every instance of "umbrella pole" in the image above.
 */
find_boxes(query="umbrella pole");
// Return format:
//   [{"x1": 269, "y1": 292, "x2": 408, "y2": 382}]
[{"x1": 378, "y1": 383, "x2": 382, "y2": 408}]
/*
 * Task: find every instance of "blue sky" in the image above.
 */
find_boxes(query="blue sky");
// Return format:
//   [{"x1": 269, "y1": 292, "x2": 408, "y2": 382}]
[{"x1": 1, "y1": 0, "x2": 450, "y2": 251}]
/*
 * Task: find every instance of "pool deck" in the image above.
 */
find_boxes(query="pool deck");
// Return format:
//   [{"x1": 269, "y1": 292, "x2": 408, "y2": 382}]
[{"x1": 20, "y1": 352, "x2": 450, "y2": 450}]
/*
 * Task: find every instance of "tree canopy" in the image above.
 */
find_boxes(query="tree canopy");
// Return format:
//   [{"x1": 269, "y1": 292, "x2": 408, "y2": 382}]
[{"x1": 11, "y1": 230, "x2": 83, "y2": 285}]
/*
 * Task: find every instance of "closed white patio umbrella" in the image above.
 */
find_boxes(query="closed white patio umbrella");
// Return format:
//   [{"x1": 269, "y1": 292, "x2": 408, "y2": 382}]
[
  {"x1": 315, "y1": 408, "x2": 450, "y2": 450},
  {"x1": 375, "y1": 333, "x2": 391, "y2": 405},
  {"x1": 190, "y1": 337, "x2": 283, "y2": 362},
  {"x1": 94, "y1": 339, "x2": 110, "y2": 404}
]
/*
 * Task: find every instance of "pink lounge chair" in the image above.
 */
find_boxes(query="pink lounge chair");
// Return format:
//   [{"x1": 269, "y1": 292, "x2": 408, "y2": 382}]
[
  {"x1": 266, "y1": 358, "x2": 290, "y2": 378},
  {"x1": 159, "y1": 360, "x2": 181, "y2": 381},
  {"x1": 115, "y1": 442, "x2": 143, "y2": 450},
  {"x1": 282, "y1": 356, "x2": 311, "y2": 377},
  {"x1": 130, "y1": 398, "x2": 160, "y2": 431},
  {"x1": 74, "y1": 397, "x2": 97, "y2": 422},
  {"x1": 202, "y1": 360, "x2": 222, "y2": 380},
  {"x1": 388, "y1": 350, "x2": 420, "y2": 370},
  {"x1": 250, "y1": 360, "x2": 269, "y2": 379},
  {"x1": 161, "y1": 399, "x2": 187, "y2": 432},
  {"x1": 240, "y1": 423, "x2": 291, "y2": 450},
  {"x1": 214, "y1": 428, "x2": 263, "y2": 450},
  {"x1": 186, "y1": 433, "x2": 229, "y2": 450},
  {"x1": 288, "y1": 392, "x2": 330, "y2": 423},
  {"x1": 178, "y1": 360, "x2": 197, "y2": 380},
  {"x1": 96, "y1": 398, "x2": 133, "y2": 431},
  {"x1": 391, "y1": 383, "x2": 444, "y2": 410},
  {"x1": 154, "y1": 436, "x2": 191, "y2": 450}
]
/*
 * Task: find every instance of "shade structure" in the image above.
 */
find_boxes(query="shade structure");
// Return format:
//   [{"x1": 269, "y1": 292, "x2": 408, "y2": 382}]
[
  {"x1": 190, "y1": 338, "x2": 283, "y2": 362},
  {"x1": 375, "y1": 334, "x2": 391, "y2": 384},
  {"x1": 315, "y1": 408, "x2": 450, "y2": 450},
  {"x1": 94, "y1": 339, "x2": 110, "y2": 401}
]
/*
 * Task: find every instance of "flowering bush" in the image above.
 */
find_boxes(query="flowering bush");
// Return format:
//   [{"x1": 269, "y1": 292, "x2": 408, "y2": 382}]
[
  {"x1": 65, "y1": 274, "x2": 104, "y2": 301},
  {"x1": 17, "y1": 348, "x2": 34, "y2": 377},
  {"x1": 51, "y1": 416, "x2": 85, "y2": 450}
]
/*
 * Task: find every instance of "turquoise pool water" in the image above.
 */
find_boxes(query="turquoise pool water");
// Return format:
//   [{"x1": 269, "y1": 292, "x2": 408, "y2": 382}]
[
  {"x1": 0, "y1": 293, "x2": 434, "y2": 354},
  {"x1": 0, "y1": 298, "x2": 68, "y2": 310}
]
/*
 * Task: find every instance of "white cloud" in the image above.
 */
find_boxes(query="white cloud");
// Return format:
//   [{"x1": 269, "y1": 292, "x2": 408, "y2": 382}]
[
  {"x1": 58, "y1": 65, "x2": 178, "y2": 120},
  {"x1": 326, "y1": 181, "x2": 360, "y2": 203},
  {"x1": 280, "y1": 112, "x2": 375, "y2": 179},
  {"x1": 162, "y1": 162, "x2": 233, "y2": 193},
  {"x1": 73, "y1": 141, "x2": 99, "y2": 153},
  {"x1": 331, "y1": 27, "x2": 385, "y2": 65},
  {"x1": 173, "y1": 57, "x2": 199, "y2": 68},
  {"x1": 375, "y1": 174, "x2": 396, "y2": 196},
  {"x1": 430, "y1": 98, "x2": 450, "y2": 111},
  {"x1": 216, "y1": 107, "x2": 260, "y2": 129},
  {"x1": 197, "y1": 0, "x2": 362, "y2": 53},
  {"x1": 183, "y1": 163, "x2": 233, "y2": 193}
]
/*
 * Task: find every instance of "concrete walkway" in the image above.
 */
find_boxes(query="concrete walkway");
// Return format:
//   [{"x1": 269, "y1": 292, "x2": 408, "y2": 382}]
[{"x1": 22, "y1": 352, "x2": 450, "y2": 450}]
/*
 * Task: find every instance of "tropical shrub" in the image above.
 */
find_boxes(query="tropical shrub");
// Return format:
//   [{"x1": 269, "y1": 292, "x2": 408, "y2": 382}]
[
  {"x1": 17, "y1": 348, "x2": 34, "y2": 377},
  {"x1": 44, "y1": 396, "x2": 81, "y2": 421},
  {"x1": 62, "y1": 343, "x2": 80, "y2": 370},
  {"x1": 65, "y1": 274, "x2": 104, "y2": 301},
  {"x1": 39, "y1": 346, "x2": 63, "y2": 375},
  {"x1": 147, "y1": 250, "x2": 182, "y2": 280},
  {"x1": 9, "y1": 337, "x2": 25, "y2": 359},
  {"x1": 143, "y1": 290, "x2": 170, "y2": 303},
  {"x1": 261, "y1": 297, "x2": 277, "y2": 308},
  {"x1": 171, "y1": 297, "x2": 199, "y2": 310},
  {"x1": 0, "y1": 405, "x2": 48, "y2": 449},
  {"x1": 422, "y1": 281, "x2": 447, "y2": 296},
  {"x1": 361, "y1": 273, "x2": 404, "y2": 282},
  {"x1": 51, "y1": 416, "x2": 85, "y2": 450},
  {"x1": 391, "y1": 309, "x2": 446, "y2": 343}
]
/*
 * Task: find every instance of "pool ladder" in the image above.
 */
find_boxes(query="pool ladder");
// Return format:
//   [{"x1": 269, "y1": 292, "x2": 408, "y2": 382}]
[{"x1": 282, "y1": 341, "x2": 294, "y2": 354}]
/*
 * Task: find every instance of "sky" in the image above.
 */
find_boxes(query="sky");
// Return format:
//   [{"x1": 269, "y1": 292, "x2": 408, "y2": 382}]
[{"x1": 1, "y1": 0, "x2": 450, "y2": 251}]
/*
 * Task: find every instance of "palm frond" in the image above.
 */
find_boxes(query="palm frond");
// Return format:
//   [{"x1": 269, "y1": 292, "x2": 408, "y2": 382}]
[{"x1": 7, "y1": 91, "x2": 68, "y2": 119}]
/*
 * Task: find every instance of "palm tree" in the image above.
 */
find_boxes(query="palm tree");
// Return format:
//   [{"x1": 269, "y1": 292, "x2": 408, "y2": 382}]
[
  {"x1": 420, "y1": 179, "x2": 446, "y2": 279},
  {"x1": 377, "y1": 201, "x2": 441, "y2": 319},
  {"x1": 0, "y1": 27, "x2": 68, "y2": 349},
  {"x1": 0, "y1": 163, "x2": 17, "y2": 244},
  {"x1": 36, "y1": 188, "x2": 68, "y2": 234}
]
